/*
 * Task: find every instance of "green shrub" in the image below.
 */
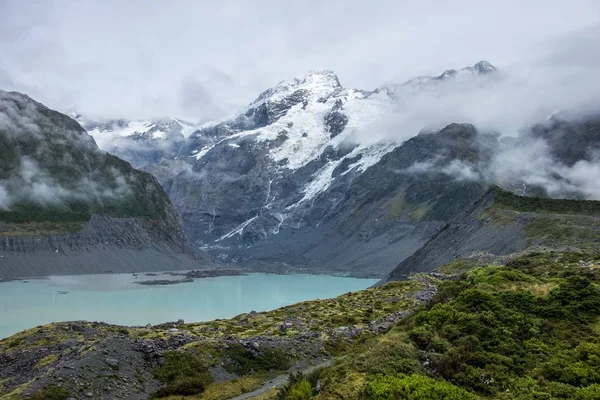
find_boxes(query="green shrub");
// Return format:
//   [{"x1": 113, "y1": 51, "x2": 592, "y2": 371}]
[
  {"x1": 151, "y1": 350, "x2": 212, "y2": 397},
  {"x1": 363, "y1": 374, "x2": 479, "y2": 399},
  {"x1": 468, "y1": 266, "x2": 536, "y2": 286},
  {"x1": 154, "y1": 376, "x2": 209, "y2": 397},
  {"x1": 349, "y1": 334, "x2": 422, "y2": 376},
  {"x1": 318, "y1": 252, "x2": 600, "y2": 398},
  {"x1": 574, "y1": 384, "x2": 600, "y2": 399},
  {"x1": 285, "y1": 380, "x2": 312, "y2": 400},
  {"x1": 535, "y1": 342, "x2": 600, "y2": 386},
  {"x1": 506, "y1": 377, "x2": 576, "y2": 399},
  {"x1": 407, "y1": 325, "x2": 433, "y2": 350},
  {"x1": 224, "y1": 344, "x2": 290, "y2": 375}
]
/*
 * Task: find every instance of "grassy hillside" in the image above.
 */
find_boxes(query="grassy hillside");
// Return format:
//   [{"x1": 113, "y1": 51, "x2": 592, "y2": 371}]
[
  {"x1": 284, "y1": 252, "x2": 600, "y2": 399},
  {"x1": 493, "y1": 185, "x2": 600, "y2": 216}
]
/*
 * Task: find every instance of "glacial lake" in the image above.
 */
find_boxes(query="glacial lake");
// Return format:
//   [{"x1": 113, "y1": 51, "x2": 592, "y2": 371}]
[{"x1": 0, "y1": 273, "x2": 378, "y2": 339}]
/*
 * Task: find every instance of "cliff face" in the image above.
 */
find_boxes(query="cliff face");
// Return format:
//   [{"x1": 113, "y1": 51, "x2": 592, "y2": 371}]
[{"x1": 0, "y1": 90, "x2": 201, "y2": 278}]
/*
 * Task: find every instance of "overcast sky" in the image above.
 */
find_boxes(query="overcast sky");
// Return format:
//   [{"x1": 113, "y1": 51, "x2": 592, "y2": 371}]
[{"x1": 1, "y1": 0, "x2": 599, "y2": 121}]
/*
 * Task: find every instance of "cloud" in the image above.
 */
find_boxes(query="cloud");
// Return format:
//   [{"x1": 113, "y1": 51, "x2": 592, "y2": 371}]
[
  {"x1": 442, "y1": 160, "x2": 482, "y2": 182},
  {"x1": 0, "y1": 0, "x2": 598, "y2": 121},
  {"x1": 0, "y1": 93, "x2": 42, "y2": 137},
  {"x1": 178, "y1": 77, "x2": 225, "y2": 123},
  {"x1": 561, "y1": 160, "x2": 600, "y2": 199},
  {"x1": 395, "y1": 156, "x2": 484, "y2": 183},
  {"x1": 0, "y1": 156, "x2": 137, "y2": 211},
  {"x1": 402, "y1": 161, "x2": 436, "y2": 175},
  {"x1": 488, "y1": 137, "x2": 600, "y2": 200},
  {"x1": 352, "y1": 56, "x2": 600, "y2": 147},
  {"x1": 0, "y1": 157, "x2": 73, "y2": 209},
  {"x1": 397, "y1": 119, "x2": 600, "y2": 201}
]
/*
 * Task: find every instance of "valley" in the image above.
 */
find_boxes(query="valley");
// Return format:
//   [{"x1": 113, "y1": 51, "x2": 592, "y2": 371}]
[{"x1": 1, "y1": 49, "x2": 600, "y2": 400}]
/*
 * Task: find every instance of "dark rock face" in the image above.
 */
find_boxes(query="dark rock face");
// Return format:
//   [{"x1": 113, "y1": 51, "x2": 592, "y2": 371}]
[
  {"x1": 0, "y1": 90, "x2": 200, "y2": 278},
  {"x1": 382, "y1": 187, "x2": 600, "y2": 282},
  {"x1": 0, "y1": 215, "x2": 201, "y2": 278},
  {"x1": 324, "y1": 110, "x2": 348, "y2": 138},
  {"x1": 148, "y1": 120, "x2": 496, "y2": 277}
]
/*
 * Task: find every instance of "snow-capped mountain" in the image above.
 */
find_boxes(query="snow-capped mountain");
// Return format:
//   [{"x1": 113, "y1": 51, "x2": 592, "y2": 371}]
[
  {"x1": 63, "y1": 60, "x2": 600, "y2": 277},
  {"x1": 70, "y1": 110, "x2": 198, "y2": 168},
  {"x1": 135, "y1": 61, "x2": 499, "y2": 276},
  {"x1": 381, "y1": 60, "x2": 498, "y2": 95}
]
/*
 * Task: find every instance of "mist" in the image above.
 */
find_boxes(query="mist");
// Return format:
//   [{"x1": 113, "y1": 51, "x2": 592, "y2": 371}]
[
  {"x1": 353, "y1": 36, "x2": 600, "y2": 146},
  {"x1": 0, "y1": 156, "x2": 136, "y2": 212},
  {"x1": 0, "y1": 91, "x2": 138, "y2": 212},
  {"x1": 489, "y1": 135, "x2": 600, "y2": 200}
]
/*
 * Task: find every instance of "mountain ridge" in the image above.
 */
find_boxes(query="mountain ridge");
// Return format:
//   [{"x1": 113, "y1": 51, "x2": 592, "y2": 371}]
[{"x1": 0, "y1": 89, "x2": 204, "y2": 278}]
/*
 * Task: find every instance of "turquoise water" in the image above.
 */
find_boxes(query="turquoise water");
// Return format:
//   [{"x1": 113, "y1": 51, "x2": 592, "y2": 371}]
[{"x1": 0, "y1": 273, "x2": 377, "y2": 339}]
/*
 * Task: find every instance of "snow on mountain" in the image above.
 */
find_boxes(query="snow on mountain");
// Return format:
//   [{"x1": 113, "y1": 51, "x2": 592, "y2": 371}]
[
  {"x1": 250, "y1": 69, "x2": 342, "y2": 108},
  {"x1": 191, "y1": 71, "x2": 398, "y2": 169},
  {"x1": 179, "y1": 62, "x2": 495, "y2": 205},
  {"x1": 100, "y1": 61, "x2": 500, "y2": 274},
  {"x1": 79, "y1": 116, "x2": 197, "y2": 147},
  {"x1": 383, "y1": 60, "x2": 497, "y2": 95},
  {"x1": 69, "y1": 112, "x2": 199, "y2": 167}
]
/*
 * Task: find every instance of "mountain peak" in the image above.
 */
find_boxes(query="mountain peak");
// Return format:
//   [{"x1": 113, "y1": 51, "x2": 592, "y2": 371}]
[
  {"x1": 298, "y1": 69, "x2": 341, "y2": 87},
  {"x1": 393, "y1": 60, "x2": 498, "y2": 91},
  {"x1": 250, "y1": 69, "x2": 342, "y2": 107},
  {"x1": 67, "y1": 107, "x2": 83, "y2": 120},
  {"x1": 473, "y1": 60, "x2": 496, "y2": 74},
  {"x1": 451, "y1": 60, "x2": 497, "y2": 79}
]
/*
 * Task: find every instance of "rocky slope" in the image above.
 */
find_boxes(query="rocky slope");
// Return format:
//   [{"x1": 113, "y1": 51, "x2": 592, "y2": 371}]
[
  {"x1": 0, "y1": 90, "x2": 201, "y2": 278},
  {"x1": 383, "y1": 186, "x2": 600, "y2": 282},
  {"x1": 147, "y1": 121, "x2": 496, "y2": 277}
]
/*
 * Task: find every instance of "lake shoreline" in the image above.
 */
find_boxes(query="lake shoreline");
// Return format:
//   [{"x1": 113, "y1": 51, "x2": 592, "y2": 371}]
[
  {"x1": 0, "y1": 273, "x2": 379, "y2": 340},
  {"x1": 0, "y1": 263, "x2": 385, "y2": 284}
]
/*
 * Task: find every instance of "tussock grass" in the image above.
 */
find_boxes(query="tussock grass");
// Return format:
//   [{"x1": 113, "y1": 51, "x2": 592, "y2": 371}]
[{"x1": 34, "y1": 354, "x2": 59, "y2": 369}]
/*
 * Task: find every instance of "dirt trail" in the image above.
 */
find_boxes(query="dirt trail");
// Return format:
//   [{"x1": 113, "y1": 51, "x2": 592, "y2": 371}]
[{"x1": 230, "y1": 359, "x2": 335, "y2": 400}]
